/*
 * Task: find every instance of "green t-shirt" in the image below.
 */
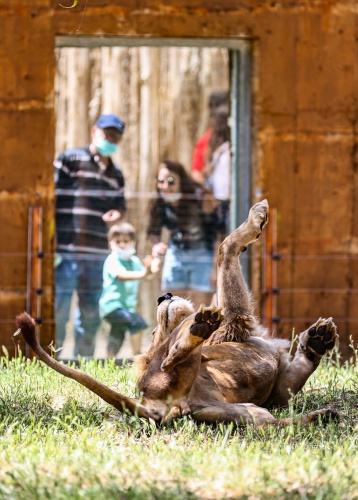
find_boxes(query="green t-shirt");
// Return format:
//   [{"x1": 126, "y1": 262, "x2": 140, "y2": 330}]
[{"x1": 99, "y1": 253, "x2": 145, "y2": 318}]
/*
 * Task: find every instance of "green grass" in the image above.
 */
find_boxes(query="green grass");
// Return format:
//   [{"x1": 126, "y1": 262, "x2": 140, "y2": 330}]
[{"x1": 0, "y1": 351, "x2": 357, "y2": 499}]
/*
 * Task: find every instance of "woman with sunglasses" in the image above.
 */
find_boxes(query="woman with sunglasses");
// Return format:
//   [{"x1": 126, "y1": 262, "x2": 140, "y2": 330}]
[{"x1": 147, "y1": 160, "x2": 219, "y2": 308}]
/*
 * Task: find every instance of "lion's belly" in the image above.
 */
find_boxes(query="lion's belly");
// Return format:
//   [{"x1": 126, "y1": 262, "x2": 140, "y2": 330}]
[{"x1": 194, "y1": 340, "x2": 280, "y2": 407}]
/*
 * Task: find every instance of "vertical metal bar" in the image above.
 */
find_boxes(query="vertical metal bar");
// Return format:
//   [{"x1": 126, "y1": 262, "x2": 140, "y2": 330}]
[
  {"x1": 262, "y1": 207, "x2": 278, "y2": 335},
  {"x1": 264, "y1": 210, "x2": 274, "y2": 333},
  {"x1": 26, "y1": 209, "x2": 33, "y2": 316},
  {"x1": 230, "y1": 44, "x2": 252, "y2": 285},
  {"x1": 230, "y1": 49, "x2": 240, "y2": 233},
  {"x1": 271, "y1": 208, "x2": 278, "y2": 335},
  {"x1": 26, "y1": 206, "x2": 43, "y2": 358},
  {"x1": 261, "y1": 218, "x2": 267, "y2": 324}
]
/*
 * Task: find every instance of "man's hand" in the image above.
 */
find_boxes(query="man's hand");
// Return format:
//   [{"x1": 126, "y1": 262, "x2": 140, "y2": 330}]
[{"x1": 102, "y1": 210, "x2": 122, "y2": 226}]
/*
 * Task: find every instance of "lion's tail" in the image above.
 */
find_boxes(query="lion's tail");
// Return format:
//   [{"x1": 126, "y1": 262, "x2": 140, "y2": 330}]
[{"x1": 15, "y1": 312, "x2": 155, "y2": 420}]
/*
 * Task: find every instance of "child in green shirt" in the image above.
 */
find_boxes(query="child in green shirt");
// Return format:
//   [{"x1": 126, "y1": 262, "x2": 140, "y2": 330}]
[{"x1": 99, "y1": 222, "x2": 160, "y2": 357}]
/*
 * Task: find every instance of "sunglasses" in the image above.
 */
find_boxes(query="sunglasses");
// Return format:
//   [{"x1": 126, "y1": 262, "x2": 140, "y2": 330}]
[{"x1": 156, "y1": 176, "x2": 176, "y2": 185}]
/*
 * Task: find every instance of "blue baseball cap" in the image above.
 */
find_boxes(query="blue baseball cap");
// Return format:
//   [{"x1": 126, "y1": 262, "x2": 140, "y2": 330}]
[{"x1": 96, "y1": 114, "x2": 125, "y2": 134}]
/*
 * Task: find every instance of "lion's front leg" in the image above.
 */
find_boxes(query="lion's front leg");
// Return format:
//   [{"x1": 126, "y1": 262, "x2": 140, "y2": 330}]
[
  {"x1": 143, "y1": 306, "x2": 223, "y2": 424},
  {"x1": 266, "y1": 317, "x2": 338, "y2": 407},
  {"x1": 161, "y1": 305, "x2": 222, "y2": 372},
  {"x1": 138, "y1": 306, "x2": 222, "y2": 423}
]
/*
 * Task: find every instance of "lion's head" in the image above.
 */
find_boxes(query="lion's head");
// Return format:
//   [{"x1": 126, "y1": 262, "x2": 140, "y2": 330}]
[{"x1": 134, "y1": 292, "x2": 194, "y2": 377}]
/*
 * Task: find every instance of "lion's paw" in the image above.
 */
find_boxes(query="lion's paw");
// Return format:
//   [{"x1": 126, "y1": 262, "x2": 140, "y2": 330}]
[
  {"x1": 299, "y1": 317, "x2": 338, "y2": 362},
  {"x1": 309, "y1": 407, "x2": 340, "y2": 424},
  {"x1": 190, "y1": 305, "x2": 222, "y2": 340},
  {"x1": 162, "y1": 401, "x2": 191, "y2": 424},
  {"x1": 248, "y1": 199, "x2": 269, "y2": 240},
  {"x1": 234, "y1": 200, "x2": 269, "y2": 250}
]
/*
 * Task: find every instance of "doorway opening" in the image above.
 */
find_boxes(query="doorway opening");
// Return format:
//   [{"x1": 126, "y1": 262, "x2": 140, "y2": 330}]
[{"x1": 54, "y1": 36, "x2": 252, "y2": 360}]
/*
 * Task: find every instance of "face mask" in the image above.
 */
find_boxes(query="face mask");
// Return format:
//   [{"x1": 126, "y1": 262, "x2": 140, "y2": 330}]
[
  {"x1": 94, "y1": 136, "x2": 118, "y2": 157},
  {"x1": 162, "y1": 192, "x2": 182, "y2": 203},
  {"x1": 112, "y1": 246, "x2": 136, "y2": 261}
]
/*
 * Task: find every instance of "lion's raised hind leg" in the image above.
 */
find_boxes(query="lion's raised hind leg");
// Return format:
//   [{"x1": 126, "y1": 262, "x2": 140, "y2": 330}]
[
  {"x1": 266, "y1": 317, "x2": 338, "y2": 407},
  {"x1": 209, "y1": 200, "x2": 269, "y2": 343},
  {"x1": 217, "y1": 199, "x2": 268, "y2": 315},
  {"x1": 190, "y1": 401, "x2": 338, "y2": 427}
]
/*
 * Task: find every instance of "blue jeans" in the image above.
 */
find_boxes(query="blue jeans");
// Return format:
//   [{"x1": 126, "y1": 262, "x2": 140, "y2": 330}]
[
  {"x1": 161, "y1": 244, "x2": 215, "y2": 292},
  {"x1": 55, "y1": 253, "x2": 106, "y2": 357}
]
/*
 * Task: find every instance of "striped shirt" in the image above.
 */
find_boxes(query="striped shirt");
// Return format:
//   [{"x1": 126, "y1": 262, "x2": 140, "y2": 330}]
[{"x1": 54, "y1": 146, "x2": 126, "y2": 254}]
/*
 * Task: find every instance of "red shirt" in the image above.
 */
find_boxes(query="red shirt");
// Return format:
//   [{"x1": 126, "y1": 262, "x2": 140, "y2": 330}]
[{"x1": 191, "y1": 128, "x2": 212, "y2": 172}]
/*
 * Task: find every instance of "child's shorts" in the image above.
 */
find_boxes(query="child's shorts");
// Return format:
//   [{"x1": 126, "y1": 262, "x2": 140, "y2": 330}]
[
  {"x1": 104, "y1": 308, "x2": 148, "y2": 355},
  {"x1": 105, "y1": 308, "x2": 148, "y2": 337}
]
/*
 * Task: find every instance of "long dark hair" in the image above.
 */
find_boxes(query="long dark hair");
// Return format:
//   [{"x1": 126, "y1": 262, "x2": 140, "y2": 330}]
[
  {"x1": 156, "y1": 160, "x2": 197, "y2": 196},
  {"x1": 207, "y1": 109, "x2": 230, "y2": 163},
  {"x1": 148, "y1": 160, "x2": 201, "y2": 235}
]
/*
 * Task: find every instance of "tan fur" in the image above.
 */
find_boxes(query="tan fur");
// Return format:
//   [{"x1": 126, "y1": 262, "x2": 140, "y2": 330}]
[{"x1": 16, "y1": 200, "x2": 339, "y2": 427}]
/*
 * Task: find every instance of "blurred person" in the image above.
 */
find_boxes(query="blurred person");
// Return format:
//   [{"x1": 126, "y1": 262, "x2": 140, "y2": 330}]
[
  {"x1": 204, "y1": 108, "x2": 231, "y2": 238},
  {"x1": 191, "y1": 90, "x2": 230, "y2": 185},
  {"x1": 54, "y1": 113, "x2": 126, "y2": 357},
  {"x1": 99, "y1": 222, "x2": 160, "y2": 357},
  {"x1": 147, "y1": 160, "x2": 219, "y2": 308}
]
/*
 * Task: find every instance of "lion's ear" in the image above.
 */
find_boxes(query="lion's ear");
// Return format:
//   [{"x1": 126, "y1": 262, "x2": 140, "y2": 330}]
[{"x1": 157, "y1": 292, "x2": 173, "y2": 306}]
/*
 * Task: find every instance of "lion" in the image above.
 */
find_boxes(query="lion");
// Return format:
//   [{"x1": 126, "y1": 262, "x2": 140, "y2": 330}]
[{"x1": 16, "y1": 200, "x2": 339, "y2": 427}]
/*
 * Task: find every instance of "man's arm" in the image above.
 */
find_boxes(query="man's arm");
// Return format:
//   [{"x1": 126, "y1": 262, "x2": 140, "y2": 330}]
[{"x1": 103, "y1": 166, "x2": 126, "y2": 226}]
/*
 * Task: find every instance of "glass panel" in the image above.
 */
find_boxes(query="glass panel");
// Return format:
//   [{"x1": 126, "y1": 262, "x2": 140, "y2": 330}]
[{"x1": 54, "y1": 44, "x2": 242, "y2": 360}]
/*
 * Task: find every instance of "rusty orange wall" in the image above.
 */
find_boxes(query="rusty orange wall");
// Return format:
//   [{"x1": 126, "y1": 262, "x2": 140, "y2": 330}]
[
  {"x1": 0, "y1": 0, "x2": 56, "y2": 355},
  {"x1": 254, "y1": 2, "x2": 358, "y2": 357},
  {"x1": 0, "y1": 0, "x2": 357, "y2": 357}
]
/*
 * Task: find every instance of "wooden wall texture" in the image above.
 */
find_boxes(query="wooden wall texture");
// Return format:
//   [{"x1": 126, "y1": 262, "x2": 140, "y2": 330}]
[
  {"x1": 1, "y1": 0, "x2": 357, "y2": 359},
  {"x1": 54, "y1": 46, "x2": 229, "y2": 249}
]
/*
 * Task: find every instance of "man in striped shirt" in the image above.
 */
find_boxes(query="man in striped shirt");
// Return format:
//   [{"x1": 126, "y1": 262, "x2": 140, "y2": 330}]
[{"x1": 54, "y1": 114, "x2": 126, "y2": 357}]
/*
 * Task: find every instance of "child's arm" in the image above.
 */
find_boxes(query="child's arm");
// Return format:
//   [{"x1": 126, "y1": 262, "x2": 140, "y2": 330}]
[
  {"x1": 115, "y1": 267, "x2": 149, "y2": 281},
  {"x1": 150, "y1": 256, "x2": 161, "y2": 274},
  {"x1": 114, "y1": 256, "x2": 161, "y2": 282}
]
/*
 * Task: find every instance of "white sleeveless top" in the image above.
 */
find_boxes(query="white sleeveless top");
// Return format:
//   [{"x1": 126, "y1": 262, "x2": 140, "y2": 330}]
[{"x1": 210, "y1": 141, "x2": 231, "y2": 201}]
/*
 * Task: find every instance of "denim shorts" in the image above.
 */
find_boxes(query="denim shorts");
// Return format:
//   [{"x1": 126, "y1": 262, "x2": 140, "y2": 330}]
[
  {"x1": 161, "y1": 244, "x2": 215, "y2": 293},
  {"x1": 105, "y1": 308, "x2": 148, "y2": 336}
]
